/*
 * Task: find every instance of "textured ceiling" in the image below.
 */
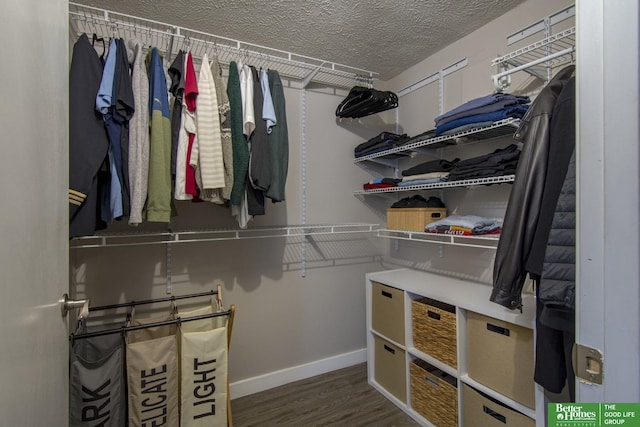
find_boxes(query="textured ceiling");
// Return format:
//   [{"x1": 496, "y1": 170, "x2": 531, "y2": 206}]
[{"x1": 73, "y1": 0, "x2": 525, "y2": 81}]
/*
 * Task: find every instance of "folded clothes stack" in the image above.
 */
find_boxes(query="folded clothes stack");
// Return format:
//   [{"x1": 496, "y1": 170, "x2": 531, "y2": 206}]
[
  {"x1": 363, "y1": 177, "x2": 402, "y2": 190},
  {"x1": 399, "y1": 158, "x2": 459, "y2": 186},
  {"x1": 447, "y1": 144, "x2": 520, "y2": 181},
  {"x1": 401, "y1": 128, "x2": 455, "y2": 148},
  {"x1": 434, "y1": 93, "x2": 530, "y2": 136},
  {"x1": 354, "y1": 131, "x2": 411, "y2": 158},
  {"x1": 389, "y1": 195, "x2": 445, "y2": 208},
  {"x1": 425, "y1": 214, "x2": 502, "y2": 235}
]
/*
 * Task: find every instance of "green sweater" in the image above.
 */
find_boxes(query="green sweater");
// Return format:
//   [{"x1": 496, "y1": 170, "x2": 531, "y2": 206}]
[{"x1": 145, "y1": 48, "x2": 172, "y2": 222}]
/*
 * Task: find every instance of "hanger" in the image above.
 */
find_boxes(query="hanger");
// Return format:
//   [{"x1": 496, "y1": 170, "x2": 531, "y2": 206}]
[
  {"x1": 109, "y1": 22, "x2": 118, "y2": 40},
  {"x1": 92, "y1": 33, "x2": 106, "y2": 60},
  {"x1": 336, "y1": 86, "x2": 398, "y2": 118}
]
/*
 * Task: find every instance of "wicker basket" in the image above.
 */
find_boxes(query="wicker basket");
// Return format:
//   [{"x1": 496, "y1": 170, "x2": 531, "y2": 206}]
[
  {"x1": 412, "y1": 297, "x2": 457, "y2": 368},
  {"x1": 386, "y1": 208, "x2": 447, "y2": 232},
  {"x1": 410, "y1": 359, "x2": 458, "y2": 427}
]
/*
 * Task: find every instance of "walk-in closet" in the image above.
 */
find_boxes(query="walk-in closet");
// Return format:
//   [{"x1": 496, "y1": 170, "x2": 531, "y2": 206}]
[{"x1": 1, "y1": 0, "x2": 638, "y2": 426}]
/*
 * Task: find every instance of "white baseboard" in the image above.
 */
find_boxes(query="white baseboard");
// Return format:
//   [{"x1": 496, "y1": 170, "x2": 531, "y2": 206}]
[{"x1": 229, "y1": 348, "x2": 367, "y2": 400}]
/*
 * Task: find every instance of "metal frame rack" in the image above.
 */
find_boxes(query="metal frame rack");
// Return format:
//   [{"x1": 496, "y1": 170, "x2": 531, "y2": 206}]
[{"x1": 353, "y1": 119, "x2": 520, "y2": 183}]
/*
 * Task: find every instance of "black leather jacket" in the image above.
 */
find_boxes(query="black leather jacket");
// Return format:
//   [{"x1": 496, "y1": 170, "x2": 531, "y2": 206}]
[{"x1": 491, "y1": 66, "x2": 575, "y2": 310}]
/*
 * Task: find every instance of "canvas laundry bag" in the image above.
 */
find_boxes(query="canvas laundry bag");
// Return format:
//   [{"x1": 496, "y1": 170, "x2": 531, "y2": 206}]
[
  {"x1": 180, "y1": 326, "x2": 228, "y2": 427},
  {"x1": 178, "y1": 298, "x2": 227, "y2": 334},
  {"x1": 126, "y1": 303, "x2": 177, "y2": 344},
  {"x1": 126, "y1": 334, "x2": 179, "y2": 427},
  {"x1": 70, "y1": 322, "x2": 126, "y2": 427},
  {"x1": 70, "y1": 344, "x2": 125, "y2": 427}
]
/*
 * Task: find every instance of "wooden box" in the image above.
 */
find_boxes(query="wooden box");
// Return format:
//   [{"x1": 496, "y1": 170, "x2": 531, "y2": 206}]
[{"x1": 386, "y1": 208, "x2": 447, "y2": 232}]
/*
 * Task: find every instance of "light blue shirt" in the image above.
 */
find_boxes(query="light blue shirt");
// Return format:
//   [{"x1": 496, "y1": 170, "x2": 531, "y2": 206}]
[
  {"x1": 96, "y1": 39, "x2": 117, "y2": 115},
  {"x1": 260, "y1": 69, "x2": 277, "y2": 133}
]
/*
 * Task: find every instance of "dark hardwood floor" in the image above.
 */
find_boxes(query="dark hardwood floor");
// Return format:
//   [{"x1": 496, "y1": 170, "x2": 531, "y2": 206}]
[{"x1": 231, "y1": 363, "x2": 419, "y2": 427}]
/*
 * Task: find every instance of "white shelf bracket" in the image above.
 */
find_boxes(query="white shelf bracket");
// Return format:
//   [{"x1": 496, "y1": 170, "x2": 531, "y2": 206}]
[
  {"x1": 302, "y1": 63, "x2": 325, "y2": 88},
  {"x1": 166, "y1": 235, "x2": 172, "y2": 294},
  {"x1": 300, "y1": 88, "x2": 308, "y2": 278}
]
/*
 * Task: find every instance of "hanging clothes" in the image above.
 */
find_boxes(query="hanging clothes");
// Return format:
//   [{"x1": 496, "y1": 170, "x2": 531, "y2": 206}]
[
  {"x1": 174, "y1": 51, "x2": 193, "y2": 201},
  {"x1": 260, "y1": 69, "x2": 276, "y2": 133},
  {"x1": 532, "y1": 76, "x2": 577, "y2": 401},
  {"x1": 227, "y1": 61, "x2": 249, "y2": 207},
  {"x1": 239, "y1": 63, "x2": 255, "y2": 138},
  {"x1": 127, "y1": 38, "x2": 150, "y2": 226},
  {"x1": 194, "y1": 53, "x2": 226, "y2": 203},
  {"x1": 248, "y1": 66, "x2": 271, "y2": 193},
  {"x1": 184, "y1": 51, "x2": 200, "y2": 200},
  {"x1": 265, "y1": 69, "x2": 289, "y2": 202},
  {"x1": 491, "y1": 65, "x2": 575, "y2": 310},
  {"x1": 229, "y1": 62, "x2": 252, "y2": 228},
  {"x1": 145, "y1": 47, "x2": 172, "y2": 222},
  {"x1": 69, "y1": 34, "x2": 110, "y2": 238},
  {"x1": 246, "y1": 66, "x2": 270, "y2": 216},
  {"x1": 211, "y1": 55, "x2": 234, "y2": 201},
  {"x1": 111, "y1": 38, "x2": 135, "y2": 218},
  {"x1": 168, "y1": 50, "x2": 186, "y2": 184},
  {"x1": 96, "y1": 38, "x2": 123, "y2": 222}
]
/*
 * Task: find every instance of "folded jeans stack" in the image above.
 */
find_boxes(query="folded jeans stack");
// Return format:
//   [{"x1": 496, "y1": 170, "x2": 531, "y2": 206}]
[{"x1": 434, "y1": 93, "x2": 530, "y2": 136}]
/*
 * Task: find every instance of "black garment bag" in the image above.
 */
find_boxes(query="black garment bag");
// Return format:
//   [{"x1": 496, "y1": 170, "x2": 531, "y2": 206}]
[{"x1": 336, "y1": 86, "x2": 398, "y2": 118}]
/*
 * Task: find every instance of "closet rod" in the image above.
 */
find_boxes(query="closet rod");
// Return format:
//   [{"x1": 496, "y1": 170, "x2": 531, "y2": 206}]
[
  {"x1": 70, "y1": 307, "x2": 233, "y2": 341},
  {"x1": 89, "y1": 289, "x2": 217, "y2": 312},
  {"x1": 68, "y1": 2, "x2": 377, "y2": 89}
]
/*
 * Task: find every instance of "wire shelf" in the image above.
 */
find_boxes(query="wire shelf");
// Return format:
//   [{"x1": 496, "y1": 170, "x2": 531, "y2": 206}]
[
  {"x1": 70, "y1": 224, "x2": 380, "y2": 249},
  {"x1": 355, "y1": 175, "x2": 516, "y2": 195},
  {"x1": 354, "y1": 119, "x2": 520, "y2": 163},
  {"x1": 492, "y1": 27, "x2": 575, "y2": 89},
  {"x1": 377, "y1": 229, "x2": 500, "y2": 249},
  {"x1": 68, "y1": 2, "x2": 376, "y2": 89}
]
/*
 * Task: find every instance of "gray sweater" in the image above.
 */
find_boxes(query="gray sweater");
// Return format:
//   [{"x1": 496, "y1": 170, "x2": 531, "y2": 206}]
[{"x1": 127, "y1": 39, "x2": 150, "y2": 226}]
